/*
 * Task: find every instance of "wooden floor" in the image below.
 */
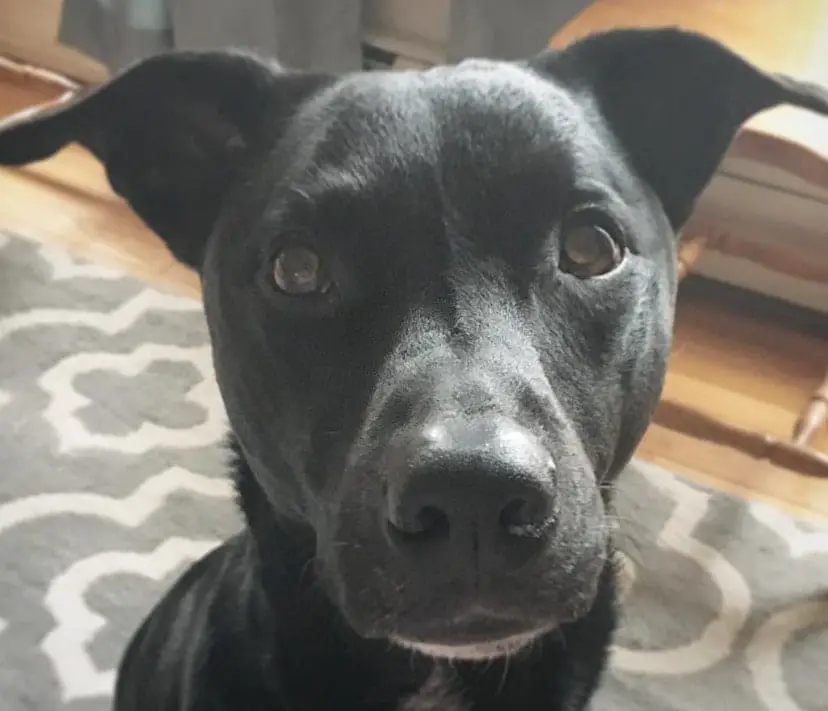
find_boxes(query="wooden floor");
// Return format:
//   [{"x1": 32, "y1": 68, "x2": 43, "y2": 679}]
[
  {"x1": 647, "y1": 281, "x2": 828, "y2": 520},
  {"x1": 2, "y1": 63, "x2": 827, "y2": 522}
]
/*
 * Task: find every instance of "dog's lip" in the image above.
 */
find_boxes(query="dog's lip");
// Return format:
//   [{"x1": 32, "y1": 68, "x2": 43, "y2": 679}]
[
  {"x1": 393, "y1": 609, "x2": 542, "y2": 646},
  {"x1": 391, "y1": 628, "x2": 545, "y2": 661}
]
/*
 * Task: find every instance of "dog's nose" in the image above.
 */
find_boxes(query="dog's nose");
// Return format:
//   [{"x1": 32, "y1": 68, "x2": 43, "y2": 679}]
[{"x1": 385, "y1": 418, "x2": 555, "y2": 569}]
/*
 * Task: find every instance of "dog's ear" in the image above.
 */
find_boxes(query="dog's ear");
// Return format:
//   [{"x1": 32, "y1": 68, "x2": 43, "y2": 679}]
[
  {"x1": 531, "y1": 28, "x2": 828, "y2": 230},
  {"x1": 0, "y1": 51, "x2": 329, "y2": 268}
]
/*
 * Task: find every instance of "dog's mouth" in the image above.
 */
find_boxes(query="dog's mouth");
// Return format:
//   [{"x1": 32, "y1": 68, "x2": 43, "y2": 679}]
[
  {"x1": 324, "y1": 471, "x2": 609, "y2": 659},
  {"x1": 386, "y1": 608, "x2": 552, "y2": 661},
  {"x1": 391, "y1": 614, "x2": 547, "y2": 660}
]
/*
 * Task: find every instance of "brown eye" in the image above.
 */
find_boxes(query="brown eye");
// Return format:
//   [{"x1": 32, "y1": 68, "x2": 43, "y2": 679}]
[
  {"x1": 560, "y1": 223, "x2": 623, "y2": 278},
  {"x1": 272, "y1": 245, "x2": 329, "y2": 295}
]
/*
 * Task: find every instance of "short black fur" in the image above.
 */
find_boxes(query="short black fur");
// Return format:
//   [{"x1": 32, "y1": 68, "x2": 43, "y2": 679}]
[{"x1": 2, "y1": 27, "x2": 827, "y2": 711}]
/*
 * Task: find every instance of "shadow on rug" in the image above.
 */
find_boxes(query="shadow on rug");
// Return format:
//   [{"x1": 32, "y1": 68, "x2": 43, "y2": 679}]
[{"x1": 0, "y1": 233, "x2": 825, "y2": 711}]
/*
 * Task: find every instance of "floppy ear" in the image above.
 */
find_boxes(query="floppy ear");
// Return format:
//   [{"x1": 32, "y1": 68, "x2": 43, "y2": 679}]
[
  {"x1": 531, "y1": 28, "x2": 828, "y2": 230},
  {"x1": 0, "y1": 51, "x2": 329, "y2": 268}
]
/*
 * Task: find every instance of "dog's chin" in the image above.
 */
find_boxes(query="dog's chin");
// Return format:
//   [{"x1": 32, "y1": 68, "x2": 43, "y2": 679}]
[
  {"x1": 391, "y1": 630, "x2": 544, "y2": 661},
  {"x1": 386, "y1": 613, "x2": 552, "y2": 661}
]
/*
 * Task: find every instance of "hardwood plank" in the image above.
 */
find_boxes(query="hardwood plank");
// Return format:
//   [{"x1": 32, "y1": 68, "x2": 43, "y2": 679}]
[
  {"x1": 669, "y1": 279, "x2": 828, "y2": 453},
  {"x1": 639, "y1": 424, "x2": 828, "y2": 522}
]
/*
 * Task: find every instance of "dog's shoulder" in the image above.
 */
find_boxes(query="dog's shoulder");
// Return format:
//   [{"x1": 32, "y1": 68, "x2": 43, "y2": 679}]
[{"x1": 114, "y1": 534, "x2": 278, "y2": 710}]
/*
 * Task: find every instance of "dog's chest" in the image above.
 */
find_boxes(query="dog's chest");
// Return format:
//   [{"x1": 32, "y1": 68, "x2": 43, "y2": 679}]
[{"x1": 398, "y1": 667, "x2": 469, "y2": 711}]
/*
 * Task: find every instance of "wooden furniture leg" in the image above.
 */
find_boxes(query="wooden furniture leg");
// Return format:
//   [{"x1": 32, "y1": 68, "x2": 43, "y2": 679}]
[
  {"x1": 677, "y1": 233, "x2": 709, "y2": 280},
  {"x1": 794, "y1": 369, "x2": 828, "y2": 446},
  {"x1": 667, "y1": 229, "x2": 828, "y2": 479}
]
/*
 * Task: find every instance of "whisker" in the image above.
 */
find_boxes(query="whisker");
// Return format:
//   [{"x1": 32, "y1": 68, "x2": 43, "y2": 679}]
[{"x1": 497, "y1": 654, "x2": 511, "y2": 694}]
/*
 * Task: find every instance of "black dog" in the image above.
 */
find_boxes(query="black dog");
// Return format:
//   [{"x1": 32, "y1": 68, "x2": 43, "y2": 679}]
[{"x1": 2, "y1": 27, "x2": 827, "y2": 711}]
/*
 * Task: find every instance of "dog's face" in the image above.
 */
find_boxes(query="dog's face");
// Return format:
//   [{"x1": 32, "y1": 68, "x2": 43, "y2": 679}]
[
  {"x1": 206, "y1": 62, "x2": 675, "y2": 656},
  {"x1": 3, "y1": 28, "x2": 826, "y2": 660}
]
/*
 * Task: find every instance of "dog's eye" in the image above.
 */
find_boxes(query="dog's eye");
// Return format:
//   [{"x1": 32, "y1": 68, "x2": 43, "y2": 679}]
[
  {"x1": 560, "y1": 222, "x2": 623, "y2": 278},
  {"x1": 272, "y1": 245, "x2": 330, "y2": 295}
]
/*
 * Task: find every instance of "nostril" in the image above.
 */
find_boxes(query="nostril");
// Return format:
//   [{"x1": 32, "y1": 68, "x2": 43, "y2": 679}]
[
  {"x1": 499, "y1": 494, "x2": 554, "y2": 539},
  {"x1": 388, "y1": 504, "x2": 450, "y2": 544}
]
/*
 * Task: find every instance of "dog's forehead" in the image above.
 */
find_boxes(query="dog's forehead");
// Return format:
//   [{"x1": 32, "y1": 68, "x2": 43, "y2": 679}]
[
  {"x1": 268, "y1": 63, "x2": 615, "y2": 257},
  {"x1": 240, "y1": 61, "x2": 658, "y2": 278},
  {"x1": 289, "y1": 62, "x2": 588, "y2": 183}
]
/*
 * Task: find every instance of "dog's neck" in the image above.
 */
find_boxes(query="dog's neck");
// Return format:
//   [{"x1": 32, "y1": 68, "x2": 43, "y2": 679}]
[{"x1": 398, "y1": 666, "x2": 469, "y2": 711}]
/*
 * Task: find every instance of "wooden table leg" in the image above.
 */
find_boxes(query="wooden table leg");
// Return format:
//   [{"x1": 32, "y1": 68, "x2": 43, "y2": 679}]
[
  {"x1": 794, "y1": 369, "x2": 828, "y2": 446},
  {"x1": 659, "y1": 230, "x2": 828, "y2": 479},
  {"x1": 677, "y1": 233, "x2": 709, "y2": 280}
]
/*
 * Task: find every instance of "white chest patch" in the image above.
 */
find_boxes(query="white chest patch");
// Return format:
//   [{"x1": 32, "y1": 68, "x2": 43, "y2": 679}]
[{"x1": 398, "y1": 666, "x2": 469, "y2": 711}]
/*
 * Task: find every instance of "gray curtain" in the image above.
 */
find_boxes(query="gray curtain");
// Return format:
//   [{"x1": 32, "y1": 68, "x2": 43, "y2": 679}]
[{"x1": 59, "y1": 0, "x2": 592, "y2": 73}]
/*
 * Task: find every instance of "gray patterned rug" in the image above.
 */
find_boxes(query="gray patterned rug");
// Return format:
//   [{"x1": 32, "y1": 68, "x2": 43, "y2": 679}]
[{"x1": 0, "y1": 233, "x2": 825, "y2": 711}]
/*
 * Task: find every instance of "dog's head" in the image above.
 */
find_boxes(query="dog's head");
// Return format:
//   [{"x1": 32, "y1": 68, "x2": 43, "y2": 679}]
[{"x1": 4, "y1": 29, "x2": 827, "y2": 660}]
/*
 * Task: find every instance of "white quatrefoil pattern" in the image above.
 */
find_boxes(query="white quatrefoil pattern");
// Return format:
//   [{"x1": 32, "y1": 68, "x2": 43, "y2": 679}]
[{"x1": 0, "y1": 233, "x2": 824, "y2": 711}]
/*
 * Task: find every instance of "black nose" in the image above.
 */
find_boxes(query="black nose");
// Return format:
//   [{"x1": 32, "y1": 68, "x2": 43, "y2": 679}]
[{"x1": 385, "y1": 418, "x2": 556, "y2": 570}]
